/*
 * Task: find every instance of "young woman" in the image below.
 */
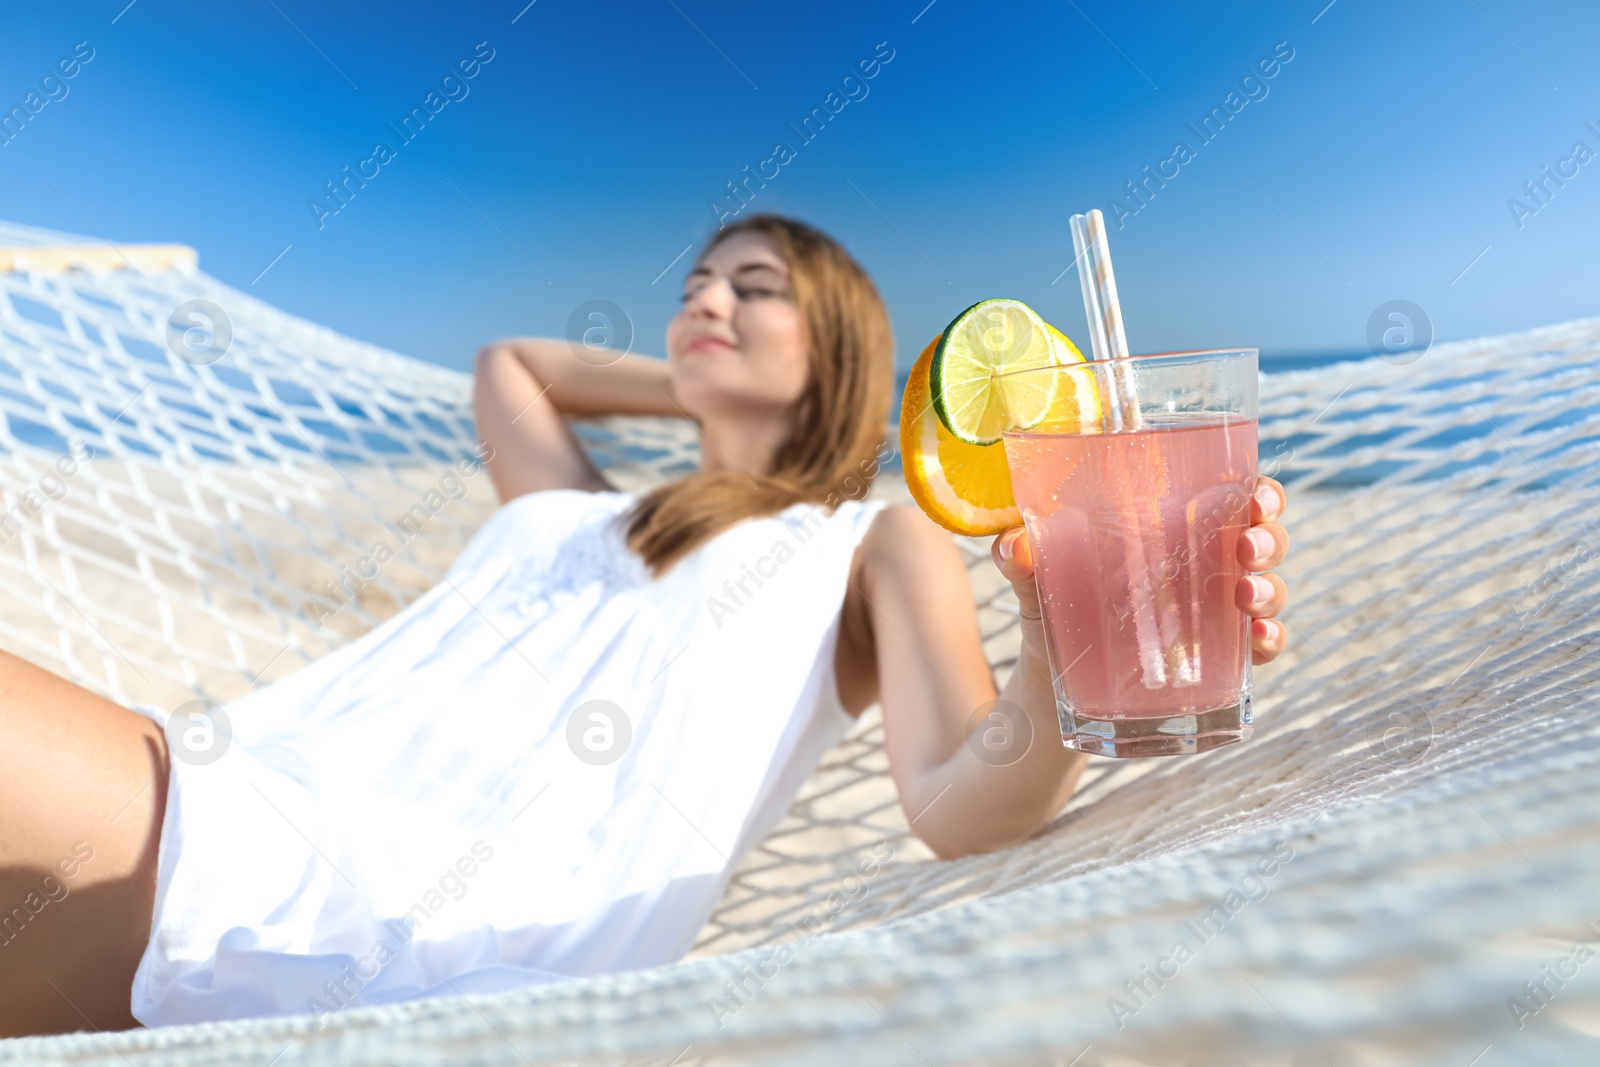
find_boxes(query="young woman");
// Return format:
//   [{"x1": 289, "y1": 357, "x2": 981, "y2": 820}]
[{"x1": 0, "y1": 215, "x2": 1291, "y2": 1037}]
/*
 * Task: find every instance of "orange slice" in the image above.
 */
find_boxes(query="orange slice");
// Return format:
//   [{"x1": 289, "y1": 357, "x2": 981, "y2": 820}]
[{"x1": 900, "y1": 328, "x2": 1100, "y2": 536}]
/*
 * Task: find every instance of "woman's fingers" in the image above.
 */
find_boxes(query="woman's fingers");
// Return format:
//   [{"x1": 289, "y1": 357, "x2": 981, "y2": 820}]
[
  {"x1": 1247, "y1": 478, "x2": 1290, "y2": 583},
  {"x1": 1252, "y1": 475, "x2": 1287, "y2": 524},
  {"x1": 1238, "y1": 566, "x2": 1289, "y2": 665},
  {"x1": 1235, "y1": 571, "x2": 1286, "y2": 618},
  {"x1": 991, "y1": 526, "x2": 1034, "y2": 580},
  {"x1": 1239, "y1": 520, "x2": 1289, "y2": 571},
  {"x1": 991, "y1": 526, "x2": 1042, "y2": 623},
  {"x1": 1251, "y1": 617, "x2": 1289, "y2": 664},
  {"x1": 1247, "y1": 476, "x2": 1291, "y2": 664}
]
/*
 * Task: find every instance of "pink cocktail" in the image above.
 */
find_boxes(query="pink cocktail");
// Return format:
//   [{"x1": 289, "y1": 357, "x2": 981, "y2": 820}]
[{"x1": 1000, "y1": 349, "x2": 1259, "y2": 757}]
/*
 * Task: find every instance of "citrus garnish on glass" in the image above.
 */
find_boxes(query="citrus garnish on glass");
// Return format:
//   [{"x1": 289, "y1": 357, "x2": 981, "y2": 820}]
[{"x1": 899, "y1": 298, "x2": 1101, "y2": 536}]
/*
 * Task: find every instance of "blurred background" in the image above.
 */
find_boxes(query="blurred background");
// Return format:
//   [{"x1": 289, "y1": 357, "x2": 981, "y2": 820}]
[{"x1": 0, "y1": 0, "x2": 1595, "y2": 376}]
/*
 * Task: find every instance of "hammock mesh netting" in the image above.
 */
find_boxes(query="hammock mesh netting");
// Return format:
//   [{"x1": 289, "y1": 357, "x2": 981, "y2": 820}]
[{"x1": 1, "y1": 218, "x2": 1598, "y2": 1064}]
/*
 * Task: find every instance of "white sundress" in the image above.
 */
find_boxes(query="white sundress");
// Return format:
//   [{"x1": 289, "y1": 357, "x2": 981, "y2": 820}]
[{"x1": 127, "y1": 487, "x2": 888, "y2": 1027}]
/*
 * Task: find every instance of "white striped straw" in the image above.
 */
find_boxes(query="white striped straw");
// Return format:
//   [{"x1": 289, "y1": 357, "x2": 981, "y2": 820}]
[
  {"x1": 1083, "y1": 209, "x2": 1143, "y2": 432},
  {"x1": 1070, "y1": 209, "x2": 1180, "y2": 688},
  {"x1": 1069, "y1": 213, "x2": 1122, "y2": 433}
]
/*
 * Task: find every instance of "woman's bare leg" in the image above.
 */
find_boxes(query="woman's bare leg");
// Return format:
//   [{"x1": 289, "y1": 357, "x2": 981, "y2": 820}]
[{"x1": 0, "y1": 649, "x2": 169, "y2": 1037}]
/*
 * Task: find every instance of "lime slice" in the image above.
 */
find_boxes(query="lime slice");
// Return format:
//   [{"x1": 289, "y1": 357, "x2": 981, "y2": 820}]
[{"x1": 930, "y1": 299, "x2": 1065, "y2": 445}]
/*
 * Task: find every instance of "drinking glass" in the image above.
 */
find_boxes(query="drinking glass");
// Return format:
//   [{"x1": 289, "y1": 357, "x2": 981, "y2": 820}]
[{"x1": 1000, "y1": 348, "x2": 1259, "y2": 758}]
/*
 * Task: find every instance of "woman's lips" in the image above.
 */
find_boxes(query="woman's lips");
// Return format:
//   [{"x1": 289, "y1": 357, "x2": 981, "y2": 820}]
[{"x1": 684, "y1": 336, "x2": 735, "y2": 354}]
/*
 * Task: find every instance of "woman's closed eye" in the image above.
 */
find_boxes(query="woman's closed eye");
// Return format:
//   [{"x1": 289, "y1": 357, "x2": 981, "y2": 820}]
[
  {"x1": 732, "y1": 284, "x2": 788, "y2": 301},
  {"x1": 680, "y1": 283, "x2": 790, "y2": 304}
]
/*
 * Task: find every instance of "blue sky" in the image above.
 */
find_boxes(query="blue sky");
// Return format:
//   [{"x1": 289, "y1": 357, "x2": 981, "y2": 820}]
[{"x1": 1, "y1": 0, "x2": 1596, "y2": 374}]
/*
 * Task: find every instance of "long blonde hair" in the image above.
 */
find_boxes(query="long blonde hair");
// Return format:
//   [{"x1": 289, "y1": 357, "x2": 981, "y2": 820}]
[{"x1": 623, "y1": 215, "x2": 895, "y2": 577}]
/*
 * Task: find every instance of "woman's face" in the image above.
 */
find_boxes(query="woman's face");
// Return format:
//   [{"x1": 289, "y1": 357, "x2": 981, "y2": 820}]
[{"x1": 667, "y1": 232, "x2": 810, "y2": 422}]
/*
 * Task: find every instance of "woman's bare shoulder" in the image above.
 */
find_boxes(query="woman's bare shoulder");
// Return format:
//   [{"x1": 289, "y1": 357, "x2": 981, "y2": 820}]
[{"x1": 856, "y1": 503, "x2": 969, "y2": 590}]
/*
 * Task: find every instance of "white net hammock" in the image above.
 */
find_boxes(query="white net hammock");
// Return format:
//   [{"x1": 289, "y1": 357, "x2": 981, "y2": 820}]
[{"x1": 1, "y1": 217, "x2": 1598, "y2": 1065}]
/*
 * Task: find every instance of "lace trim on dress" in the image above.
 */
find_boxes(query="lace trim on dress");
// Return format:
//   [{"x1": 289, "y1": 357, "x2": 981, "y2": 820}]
[{"x1": 504, "y1": 504, "x2": 647, "y2": 617}]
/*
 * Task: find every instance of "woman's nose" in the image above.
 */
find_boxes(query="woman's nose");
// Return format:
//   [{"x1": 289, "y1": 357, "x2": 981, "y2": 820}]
[{"x1": 683, "y1": 277, "x2": 735, "y2": 319}]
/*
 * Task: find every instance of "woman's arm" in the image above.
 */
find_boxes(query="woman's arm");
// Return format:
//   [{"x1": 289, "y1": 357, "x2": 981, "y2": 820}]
[
  {"x1": 855, "y1": 505, "x2": 1087, "y2": 859},
  {"x1": 863, "y1": 477, "x2": 1291, "y2": 860},
  {"x1": 473, "y1": 337, "x2": 683, "y2": 502}
]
